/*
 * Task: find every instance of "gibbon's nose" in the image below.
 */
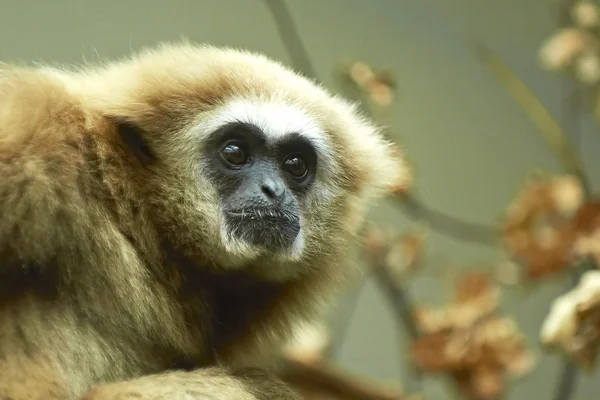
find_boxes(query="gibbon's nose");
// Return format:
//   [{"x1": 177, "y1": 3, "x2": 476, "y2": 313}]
[{"x1": 261, "y1": 177, "x2": 285, "y2": 202}]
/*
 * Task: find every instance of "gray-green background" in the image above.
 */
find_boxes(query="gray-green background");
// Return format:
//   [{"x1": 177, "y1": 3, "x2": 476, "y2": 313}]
[{"x1": 2, "y1": 0, "x2": 598, "y2": 398}]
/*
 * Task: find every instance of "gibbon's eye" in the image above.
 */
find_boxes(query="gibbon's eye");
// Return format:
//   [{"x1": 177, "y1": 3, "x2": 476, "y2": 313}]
[
  {"x1": 282, "y1": 155, "x2": 308, "y2": 179},
  {"x1": 221, "y1": 144, "x2": 248, "y2": 166}
]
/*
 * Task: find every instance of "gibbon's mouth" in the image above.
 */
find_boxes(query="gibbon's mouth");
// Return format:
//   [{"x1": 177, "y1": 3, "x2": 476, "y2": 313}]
[{"x1": 225, "y1": 208, "x2": 301, "y2": 250}]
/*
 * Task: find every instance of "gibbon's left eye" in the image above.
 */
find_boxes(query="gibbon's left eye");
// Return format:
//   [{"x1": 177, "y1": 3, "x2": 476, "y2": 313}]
[
  {"x1": 282, "y1": 155, "x2": 308, "y2": 179},
  {"x1": 221, "y1": 144, "x2": 248, "y2": 166}
]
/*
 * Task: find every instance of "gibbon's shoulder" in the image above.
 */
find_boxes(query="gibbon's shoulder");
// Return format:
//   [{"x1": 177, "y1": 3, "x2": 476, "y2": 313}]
[{"x1": 0, "y1": 63, "x2": 91, "y2": 148}]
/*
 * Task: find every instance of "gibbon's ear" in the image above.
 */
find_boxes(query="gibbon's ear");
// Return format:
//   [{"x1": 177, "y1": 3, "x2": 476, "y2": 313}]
[{"x1": 110, "y1": 117, "x2": 156, "y2": 165}]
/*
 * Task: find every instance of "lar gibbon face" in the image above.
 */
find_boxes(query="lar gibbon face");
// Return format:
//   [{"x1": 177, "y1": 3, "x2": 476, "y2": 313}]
[
  {"x1": 87, "y1": 43, "x2": 406, "y2": 277},
  {"x1": 187, "y1": 95, "x2": 363, "y2": 272},
  {"x1": 204, "y1": 121, "x2": 313, "y2": 257}
]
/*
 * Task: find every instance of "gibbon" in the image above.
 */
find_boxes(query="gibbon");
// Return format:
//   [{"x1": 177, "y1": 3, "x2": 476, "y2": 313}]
[{"x1": 0, "y1": 42, "x2": 407, "y2": 399}]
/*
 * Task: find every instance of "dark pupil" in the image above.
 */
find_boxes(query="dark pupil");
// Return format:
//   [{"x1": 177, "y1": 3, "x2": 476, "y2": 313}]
[
  {"x1": 284, "y1": 156, "x2": 307, "y2": 178},
  {"x1": 222, "y1": 144, "x2": 246, "y2": 165}
]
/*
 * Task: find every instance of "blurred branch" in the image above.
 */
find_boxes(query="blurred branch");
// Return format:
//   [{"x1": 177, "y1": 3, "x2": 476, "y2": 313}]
[
  {"x1": 370, "y1": 263, "x2": 428, "y2": 394},
  {"x1": 262, "y1": 0, "x2": 318, "y2": 80},
  {"x1": 361, "y1": 231, "x2": 428, "y2": 393},
  {"x1": 393, "y1": 193, "x2": 500, "y2": 245},
  {"x1": 372, "y1": 264, "x2": 420, "y2": 339},
  {"x1": 280, "y1": 356, "x2": 404, "y2": 400},
  {"x1": 323, "y1": 279, "x2": 369, "y2": 359},
  {"x1": 469, "y1": 42, "x2": 592, "y2": 196},
  {"x1": 553, "y1": 361, "x2": 579, "y2": 400}
]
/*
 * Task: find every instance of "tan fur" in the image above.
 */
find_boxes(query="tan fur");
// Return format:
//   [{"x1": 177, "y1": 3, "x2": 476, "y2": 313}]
[{"x1": 0, "y1": 42, "x2": 406, "y2": 400}]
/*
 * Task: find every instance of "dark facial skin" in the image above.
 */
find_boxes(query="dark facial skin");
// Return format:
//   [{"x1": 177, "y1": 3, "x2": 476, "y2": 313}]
[{"x1": 204, "y1": 122, "x2": 318, "y2": 251}]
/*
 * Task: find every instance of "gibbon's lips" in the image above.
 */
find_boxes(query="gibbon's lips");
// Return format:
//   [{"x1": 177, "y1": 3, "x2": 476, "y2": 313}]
[{"x1": 225, "y1": 208, "x2": 301, "y2": 250}]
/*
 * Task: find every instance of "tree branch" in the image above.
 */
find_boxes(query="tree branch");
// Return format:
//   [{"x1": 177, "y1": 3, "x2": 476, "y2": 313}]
[
  {"x1": 470, "y1": 41, "x2": 592, "y2": 195},
  {"x1": 371, "y1": 265, "x2": 420, "y2": 339},
  {"x1": 393, "y1": 193, "x2": 500, "y2": 246},
  {"x1": 280, "y1": 357, "x2": 405, "y2": 400},
  {"x1": 262, "y1": 0, "x2": 318, "y2": 80}
]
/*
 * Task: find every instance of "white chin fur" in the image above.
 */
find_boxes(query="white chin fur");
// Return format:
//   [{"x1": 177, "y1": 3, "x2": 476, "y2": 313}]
[
  {"x1": 218, "y1": 221, "x2": 260, "y2": 267},
  {"x1": 218, "y1": 214, "x2": 305, "y2": 266},
  {"x1": 279, "y1": 228, "x2": 304, "y2": 261}
]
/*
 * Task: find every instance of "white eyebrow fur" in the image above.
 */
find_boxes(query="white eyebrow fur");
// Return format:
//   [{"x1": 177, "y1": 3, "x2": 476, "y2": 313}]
[{"x1": 198, "y1": 97, "x2": 335, "y2": 171}]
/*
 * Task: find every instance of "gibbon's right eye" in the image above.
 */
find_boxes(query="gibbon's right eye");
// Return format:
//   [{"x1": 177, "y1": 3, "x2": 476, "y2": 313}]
[{"x1": 221, "y1": 144, "x2": 248, "y2": 166}]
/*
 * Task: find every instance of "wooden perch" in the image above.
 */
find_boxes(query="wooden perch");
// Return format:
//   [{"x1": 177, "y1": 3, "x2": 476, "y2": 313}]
[{"x1": 279, "y1": 356, "x2": 405, "y2": 400}]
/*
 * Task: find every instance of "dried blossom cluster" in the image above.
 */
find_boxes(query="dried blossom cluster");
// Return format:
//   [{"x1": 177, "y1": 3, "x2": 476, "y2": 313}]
[
  {"x1": 347, "y1": 61, "x2": 397, "y2": 106},
  {"x1": 410, "y1": 273, "x2": 534, "y2": 399},
  {"x1": 539, "y1": 1, "x2": 600, "y2": 84},
  {"x1": 502, "y1": 174, "x2": 600, "y2": 279},
  {"x1": 364, "y1": 224, "x2": 428, "y2": 280},
  {"x1": 541, "y1": 270, "x2": 600, "y2": 369}
]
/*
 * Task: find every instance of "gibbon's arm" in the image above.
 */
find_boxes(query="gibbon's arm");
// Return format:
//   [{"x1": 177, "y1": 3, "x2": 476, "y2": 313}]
[{"x1": 80, "y1": 367, "x2": 301, "y2": 400}]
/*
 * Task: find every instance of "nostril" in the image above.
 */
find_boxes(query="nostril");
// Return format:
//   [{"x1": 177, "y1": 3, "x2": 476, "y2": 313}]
[
  {"x1": 261, "y1": 178, "x2": 285, "y2": 201},
  {"x1": 262, "y1": 184, "x2": 276, "y2": 199}
]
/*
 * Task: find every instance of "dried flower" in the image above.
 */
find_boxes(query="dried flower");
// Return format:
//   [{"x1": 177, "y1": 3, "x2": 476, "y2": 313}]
[
  {"x1": 573, "y1": 1, "x2": 600, "y2": 28},
  {"x1": 385, "y1": 226, "x2": 428, "y2": 279},
  {"x1": 549, "y1": 175, "x2": 584, "y2": 214},
  {"x1": 540, "y1": 270, "x2": 600, "y2": 369},
  {"x1": 502, "y1": 175, "x2": 586, "y2": 279},
  {"x1": 411, "y1": 274, "x2": 532, "y2": 399},
  {"x1": 494, "y1": 260, "x2": 522, "y2": 286},
  {"x1": 572, "y1": 201, "x2": 600, "y2": 264},
  {"x1": 349, "y1": 61, "x2": 375, "y2": 87},
  {"x1": 415, "y1": 274, "x2": 500, "y2": 332},
  {"x1": 369, "y1": 80, "x2": 394, "y2": 106},
  {"x1": 515, "y1": 224, "x2": 577, "y2": 279},
  {"x1": 539, "y1": 28, "x2": 589, "y2": 70},
  {"x1": 470, "y1": 363, "x2": 504, "y2": 399},
  {"x1": 575, "y1": 51, "x2": 600, "y2": 84},
  {"x1": 573, "y1": 229, "x2": 600, "y2": 264},
  {"x1": 572, "y1": 201, "x2": 600, "y2": 233},
  {"x1": 454, "y1": 272, "x2": 495, "y2": 303}
]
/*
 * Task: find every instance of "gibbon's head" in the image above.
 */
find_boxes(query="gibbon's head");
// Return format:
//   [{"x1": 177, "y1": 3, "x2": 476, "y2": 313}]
[{"x1": 73, "y1": 42, "x2": 408, "y2": 280}]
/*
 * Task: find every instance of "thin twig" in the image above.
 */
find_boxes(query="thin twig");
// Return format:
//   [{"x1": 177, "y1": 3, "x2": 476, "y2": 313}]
[
  {"x1": 372, "y1": 265, "x2": 420, "y2": 339},
  {"x1": 262, "y1": 0, "x2": 318, "y2": 80},
  {"x1": 394, "y1": 193, "x2": 500, "y2": 245},
  {"x1": 323, "y1": 279, "x2": 369, "y2": 359},
  {"x1": 365, "y1": 241, "x2": 425, "y2": 393},
  {"x1": 470, "y1": 42, "x2": 592, "y2": 195},
  {"x1": 280, "y1": 356, "x2": 404, "y2": 400}
]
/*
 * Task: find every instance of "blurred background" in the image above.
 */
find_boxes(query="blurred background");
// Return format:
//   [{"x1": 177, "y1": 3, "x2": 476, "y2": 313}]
[{"x1": 3, "y1": 1, "x2": 600, "y2": 399}]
